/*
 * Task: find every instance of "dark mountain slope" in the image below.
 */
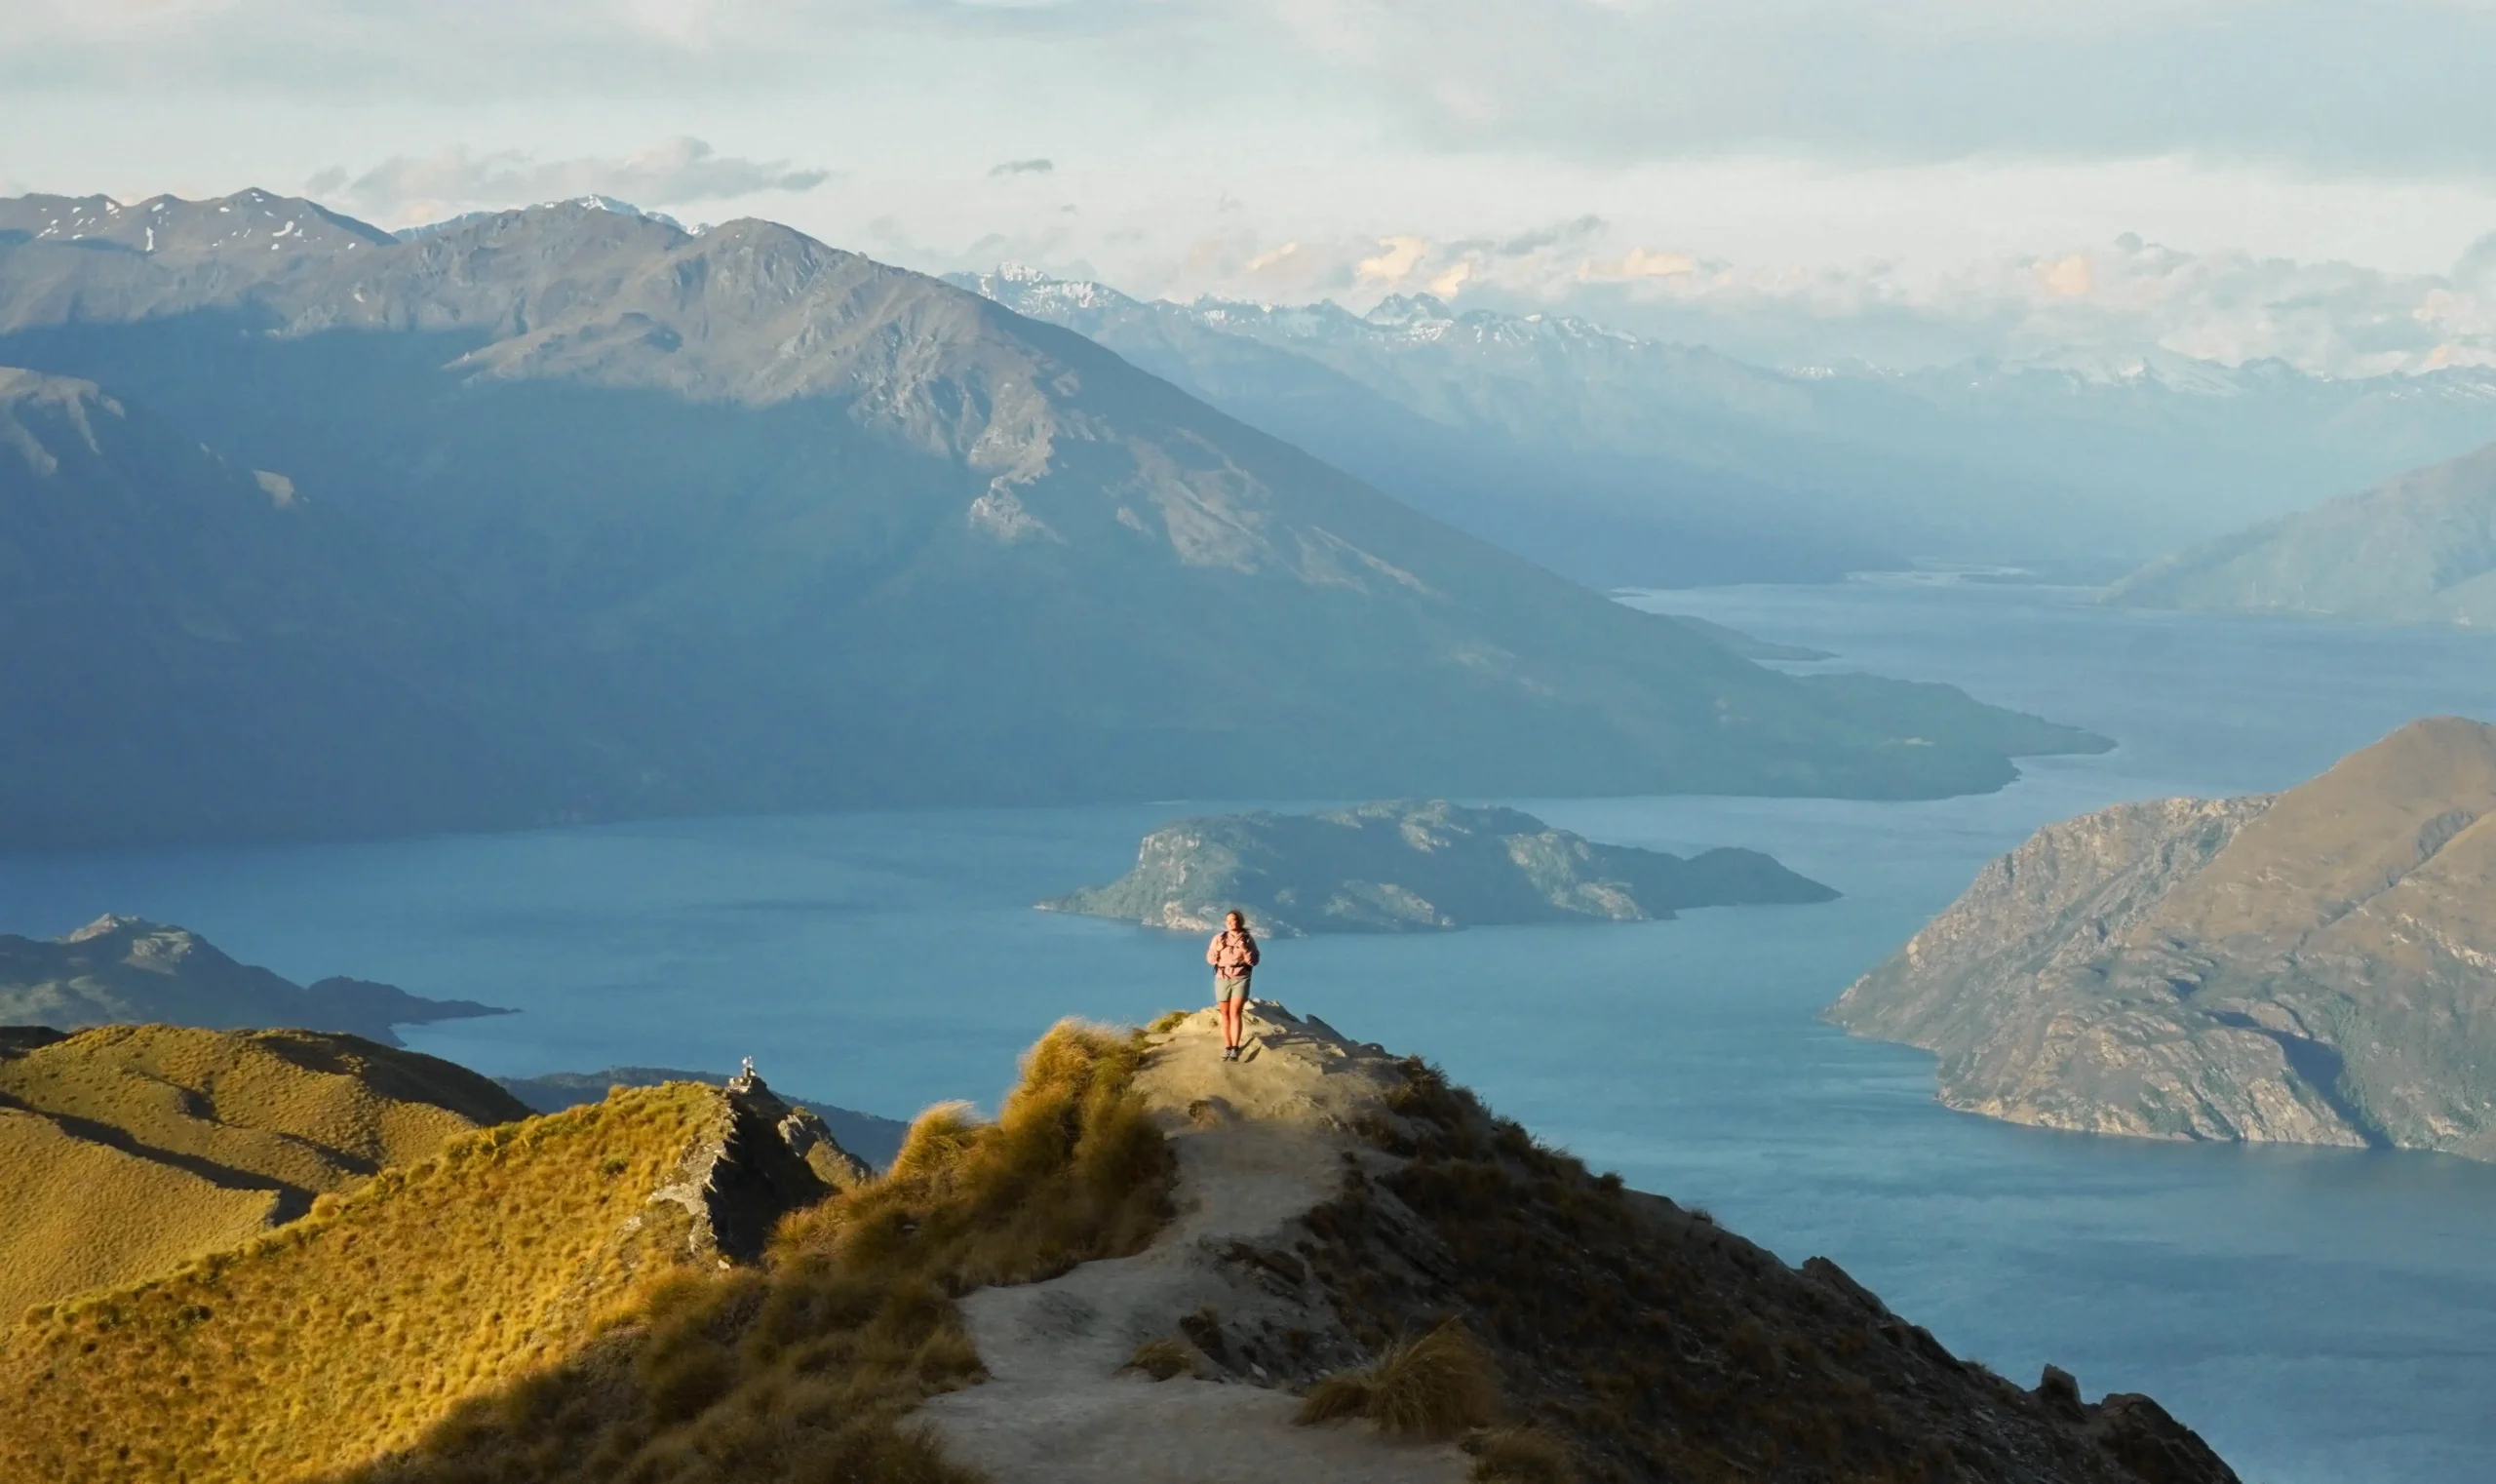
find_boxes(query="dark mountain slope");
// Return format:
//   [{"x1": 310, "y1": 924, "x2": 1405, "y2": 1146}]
[
  {"x1": 0, "y1": 193, "x2": 2104, "y2": 843},
  {"x1": 0, "y1": 368, "x2": 621, "y2": 844}
]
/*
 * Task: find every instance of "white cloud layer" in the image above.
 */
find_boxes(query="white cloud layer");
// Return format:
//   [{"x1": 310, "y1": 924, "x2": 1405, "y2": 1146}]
[
  {"x1": 10, "y1": 1, "x2": 2496, "y2": 375},
  {"x1": 305, "y1": 138, "x2": 829, "y2": 225}
]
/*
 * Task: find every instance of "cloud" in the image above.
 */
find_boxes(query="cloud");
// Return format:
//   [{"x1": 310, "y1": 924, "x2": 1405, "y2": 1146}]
[
  {"x1": 1355, "y1": 235, "x2": 1429, "y2": 285},
  {"x1": 1580, "y1": 247, "x2": 1700, "y2": 281},
  {"x1": 1518, "y1": 233, "x2": 2496, "y2": 376},
  {"x1": 989, "y1": 158, "x2": 1055, "y2": 176},
  {"x1": 313, "y1": 137, "x2": 829, "y2": 225},
  {"x1": 1238, "y1": 0, "x2": 2496, "y2": 177}
]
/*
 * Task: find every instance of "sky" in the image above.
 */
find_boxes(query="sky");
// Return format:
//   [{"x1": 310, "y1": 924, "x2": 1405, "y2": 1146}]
[{"x1": 9, "y1": 0, "x2": 2496, "y2": 372}]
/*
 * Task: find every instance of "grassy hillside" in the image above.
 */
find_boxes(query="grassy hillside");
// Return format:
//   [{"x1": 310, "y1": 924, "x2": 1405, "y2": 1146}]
[
  {"x1": 0, "y1": 1022, "x2": 1171, "y2": 1484},
  {"x1": 0, "y1": 1025, "x2": 527, "y2": 1320}
]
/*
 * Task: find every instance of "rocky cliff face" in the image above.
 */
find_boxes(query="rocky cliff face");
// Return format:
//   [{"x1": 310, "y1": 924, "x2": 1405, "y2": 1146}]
[
  {"x1": 1040, "y1": 799, "x2": 1836, "y2": 936},
  {"x1": 1831, "y1": 717, "x2": 2496, "y2": 1158}
]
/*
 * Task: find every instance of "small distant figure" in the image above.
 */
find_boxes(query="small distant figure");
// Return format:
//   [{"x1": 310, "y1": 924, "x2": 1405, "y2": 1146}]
[
  {"x1": 1206, "y1": 910, "x2": 1261, "y2": 1063},
  {"x1": 741, "y1": 1055, "x2": 756, "y2": 1079}
]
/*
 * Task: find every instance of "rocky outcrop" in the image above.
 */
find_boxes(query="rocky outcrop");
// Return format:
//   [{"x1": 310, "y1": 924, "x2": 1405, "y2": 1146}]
[
  {"x1": 645, "y1": 1068, "x2": 873, "y2": 1264},
  {"x1": 496, "y1": 1065, "x2": 909, "y2": 1169},
  {"x1": 1832, "y1": 716, "x2": 2496, "y2": 1159},
  {"x1": 0, "y1": 915, "x2": 509, "y2": 1046},
  {"x1": 1040, "y1": 799, "x2": 1836, "y2": 936}
]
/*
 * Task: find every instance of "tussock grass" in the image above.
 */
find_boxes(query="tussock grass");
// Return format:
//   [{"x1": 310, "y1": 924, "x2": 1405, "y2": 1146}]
[
  {"x1": 0, "y1": 1025, "x2": 529, "y2": 1321},
  {"x1": 1463, "y1": 1426, "x2": 1577, "y2": 1484},
  {"x1": 0, "y1": 1082, "x2": 715, "y2": 1484},
  {"x1": 1295, "y1": 1319, "x2": 1500, "y2": 1439},
  {"x1": 1123, "y1": 1337, "x2": 1195, "y2": 1381},
  {"x1": 0, "y1": 1020, "x2": 1175, "y2": 1484},
  {"x1": 350, "y1": 1018, "x2": 1175, "y2": 1484},
  {"x1": 1301, "y1": 1056, "x2": 2152, "y2": 1484}
]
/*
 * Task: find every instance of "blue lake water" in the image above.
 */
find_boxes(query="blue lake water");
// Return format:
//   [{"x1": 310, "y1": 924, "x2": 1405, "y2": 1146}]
[{"x1": 8, "y1": 580, "x2": 2496, "y2": 1484}]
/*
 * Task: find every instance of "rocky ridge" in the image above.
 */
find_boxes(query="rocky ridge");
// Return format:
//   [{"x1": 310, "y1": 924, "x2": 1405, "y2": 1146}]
[
  {"x1": 497, "y1": 1065, "x2": 910, "y2": 1169},
  {"x1": 1832, "y1": 717, "x2": 2496, "y2": 1157},
  {"x1": 1041, "y1": 799, "x2": 1836, "y2": 936}
]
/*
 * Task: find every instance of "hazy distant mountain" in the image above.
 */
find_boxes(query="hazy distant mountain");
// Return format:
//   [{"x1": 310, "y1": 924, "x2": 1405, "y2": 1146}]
[
  {"x1": 958, "y1": 267, "x2": 2496, "y2": 576},
  {"x1": 0, "y1": 190, "x2": 2108, "y2": 845},
  {"x1": 0, "y1": 915, "x2": 506, "y2": 1046},
  {"x1": 2104, "y1": 441, "x2": 2496, "y2": 625},
  {"x1": 951, "y1": 267, "x2": 1908, "y2": 586}
]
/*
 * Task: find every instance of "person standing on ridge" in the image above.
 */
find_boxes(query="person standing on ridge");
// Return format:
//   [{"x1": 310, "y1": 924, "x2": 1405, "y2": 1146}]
[{"x1": 1207, "y1": 910, "x2": 1260, "y2": 1062}]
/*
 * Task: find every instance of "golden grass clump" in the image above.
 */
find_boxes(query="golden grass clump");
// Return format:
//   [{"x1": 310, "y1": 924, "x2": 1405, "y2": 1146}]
[
  {"x1": 1123, "y1": 1336, "x2": 1196, "y2": 1382},
  {"x1": 1295, "y1": 1319, "x2": 1501, "y2": 1440},
  {"x1": 1462, "y1": 1426, "x2": 1577, "y2": 1484},
  {"x1": 345, "y1": 1018, "x2": 1176, "y2": 1484}
]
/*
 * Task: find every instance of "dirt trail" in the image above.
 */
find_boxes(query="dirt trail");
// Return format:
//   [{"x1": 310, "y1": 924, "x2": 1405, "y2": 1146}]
[{"x1": 918, "y1": 1002, "x2": 1466, "y2": 1484}]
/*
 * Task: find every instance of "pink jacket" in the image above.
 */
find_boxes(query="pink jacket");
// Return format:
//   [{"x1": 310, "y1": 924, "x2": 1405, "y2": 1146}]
[{"x1": 1207, "y1": 927, "x2": 1260, "y2": 978}]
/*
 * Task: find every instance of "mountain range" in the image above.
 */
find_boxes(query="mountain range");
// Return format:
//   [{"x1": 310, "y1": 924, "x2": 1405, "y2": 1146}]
[
  {"x1": 0, "y1": 189, "x2": 2106, "y2": 846},
  {"x1": 957, "y1": 264, "x2": 2496, "y2": 586}
]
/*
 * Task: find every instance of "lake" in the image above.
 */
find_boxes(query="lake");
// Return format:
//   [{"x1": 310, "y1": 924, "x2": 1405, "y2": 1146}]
[{"x1": 7, "y1": 580, "x2": 2496, "y2": 1484}]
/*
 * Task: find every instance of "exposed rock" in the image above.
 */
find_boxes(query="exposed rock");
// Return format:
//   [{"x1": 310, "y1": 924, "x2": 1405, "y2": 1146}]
[
  {"x1": 645, "y1": 1068, "x2": 868, "y2": 1263},
  {"x1": 1832, "y1": 716, "x2": 2496, "y2": 1159},
  {"x1": 1040, "y1": 799, "x2": 1836, "y2": 936},
  {"x1": 496, "y1": 1065, "x2": 908, "y2": 1170}
]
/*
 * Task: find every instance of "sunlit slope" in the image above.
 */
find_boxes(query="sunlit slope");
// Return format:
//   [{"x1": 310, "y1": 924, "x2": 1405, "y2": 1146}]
[
  {"x1": 0, "y1": 1082, "x2": 736, "y2": 1482},
  {"x1": 0, "y1": 1106, "x2": 279, "y2": 1320},
  {"x1": 0, "y1": 1026, "x2": 529, "y2": 1319},
  {"x1": 0, "y1": 1026, "x2": 1156, "y2": 1484}
]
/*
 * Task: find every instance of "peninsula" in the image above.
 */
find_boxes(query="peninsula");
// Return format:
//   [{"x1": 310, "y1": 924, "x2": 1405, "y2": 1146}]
[
  {"x1": 0, "y1": 915, "x2": 509, "y2": 1046},
  {"x1": 1831, "y1": 717, "x2": 2496, "y2": 1159}
]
